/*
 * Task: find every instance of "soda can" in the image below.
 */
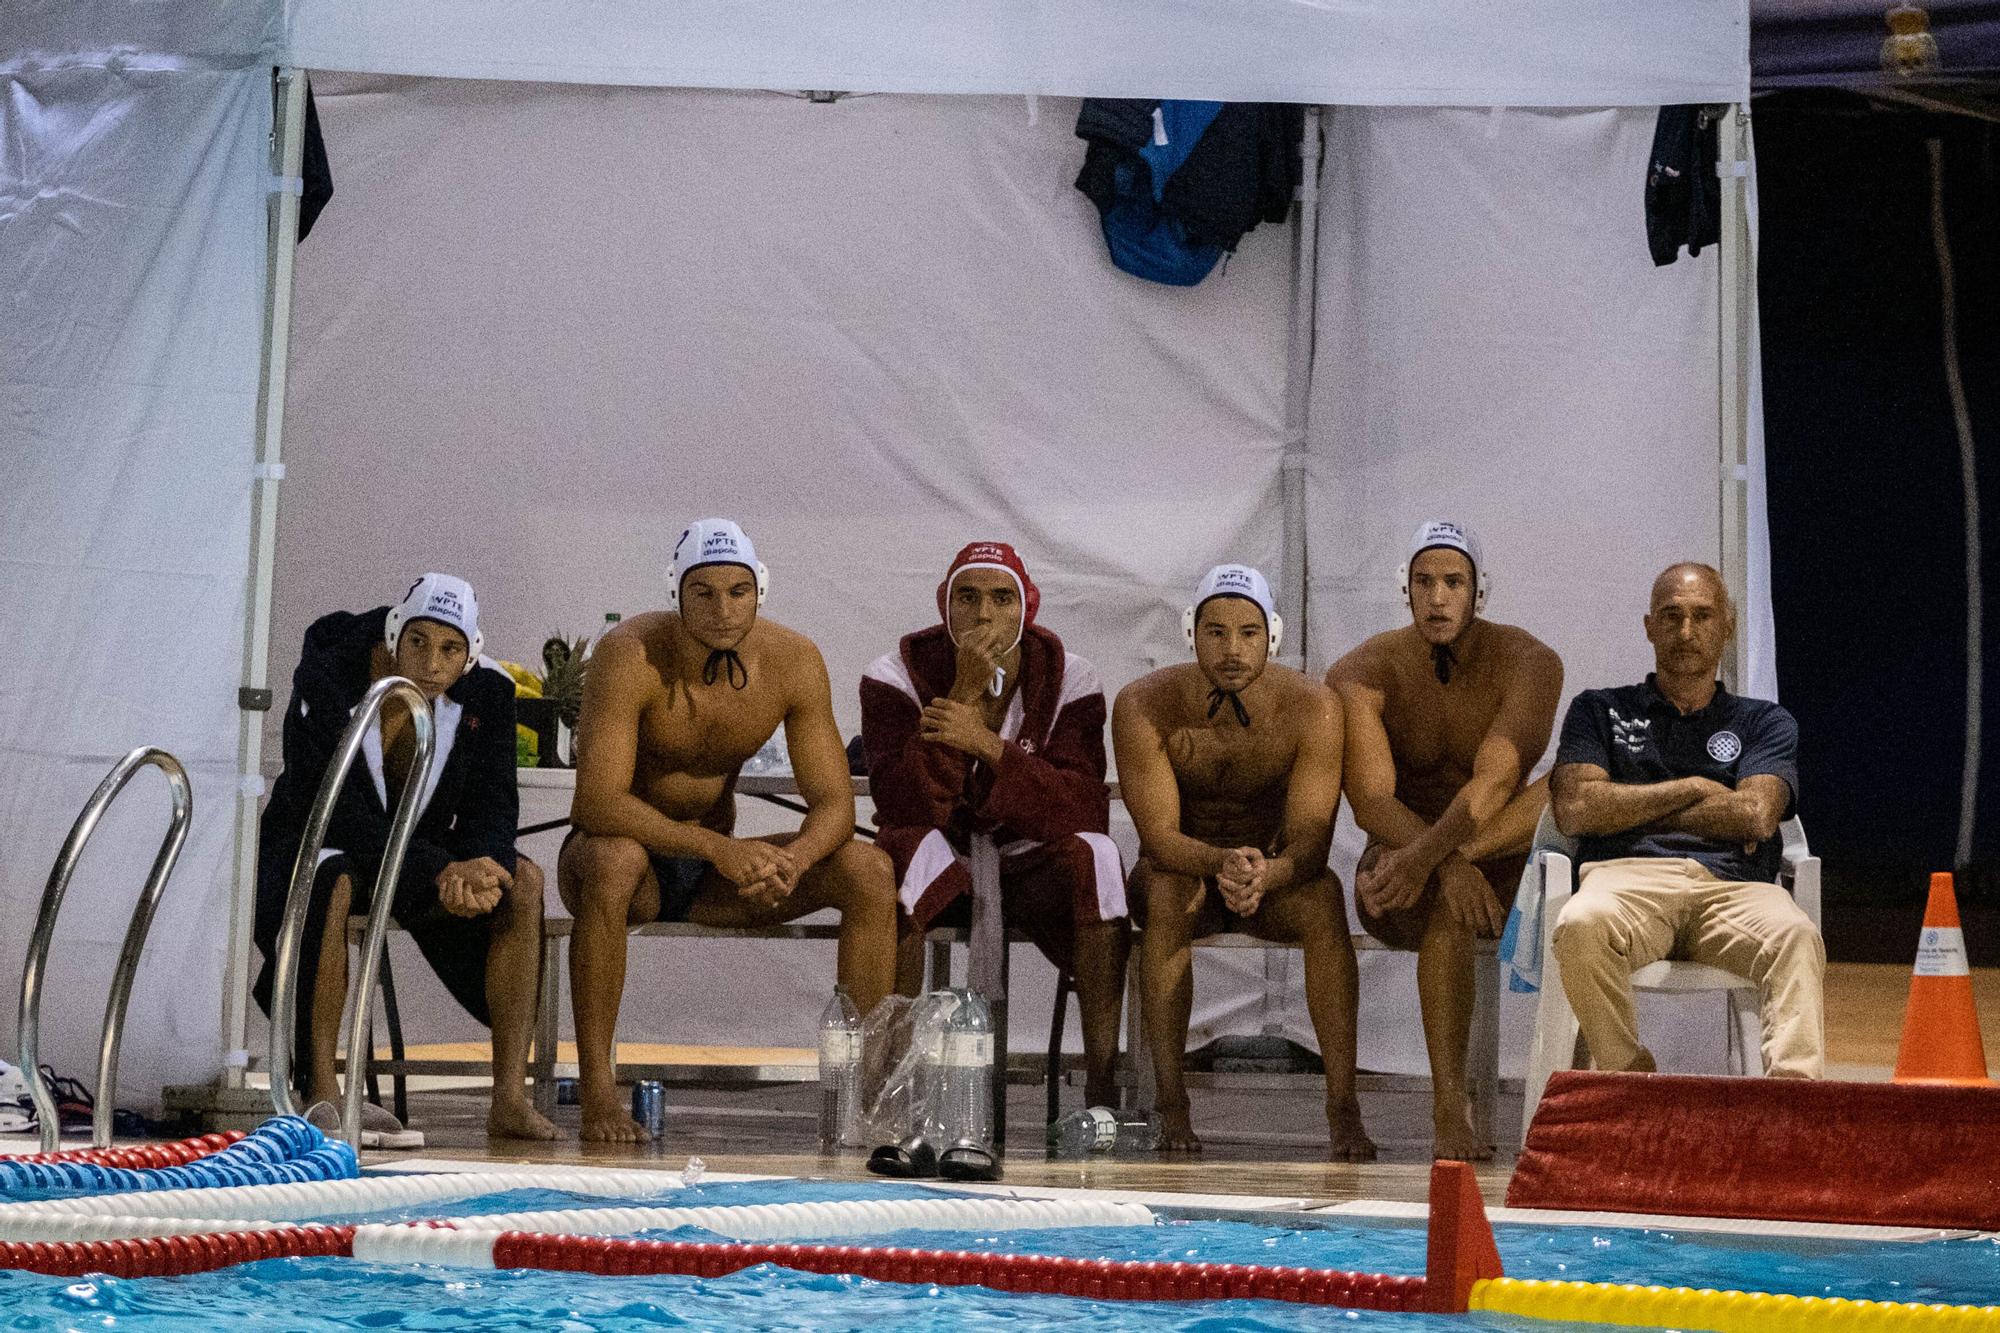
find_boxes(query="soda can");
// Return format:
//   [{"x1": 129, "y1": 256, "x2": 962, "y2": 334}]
[
  {"x1": 554, "y1": 1077, "x2": 579, "y2": 1107},
  {"x1": 631, "y1": 1080, "x2": 665, "y2": 1137}
]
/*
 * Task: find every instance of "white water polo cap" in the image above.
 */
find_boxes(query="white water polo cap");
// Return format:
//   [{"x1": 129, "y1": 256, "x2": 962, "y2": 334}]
[
  {"x1": 668, "y1": 518, "x2": 769, "y2": 608},
  {"x1": 384, "y1": 573, "x2": 484, "y2": 672},
  {"x1": 1399, "y1": 520, "x2": 1489, "y2": 615},
  {"x1": 1183, "y1": 563, "x2": 1283, "y2": 653}
]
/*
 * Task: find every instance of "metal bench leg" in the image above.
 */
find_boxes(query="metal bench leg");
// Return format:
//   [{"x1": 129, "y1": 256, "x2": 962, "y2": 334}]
[
  {"x1": 1124, "y1": 938, "x2": 1152, "y2": 1113},
  {"x1": 532, "y1": 928, "x2": 561, "y2": 1116},
  {"x1": 1047, "y1": 975, "x2": 1071, "y2": 1127},
  {"x1": 927, "y1": 933, "x2": 952, "y2": 991},
  {"x1": 378, "y1": 946, "x2": 408, "y2": 1125}
]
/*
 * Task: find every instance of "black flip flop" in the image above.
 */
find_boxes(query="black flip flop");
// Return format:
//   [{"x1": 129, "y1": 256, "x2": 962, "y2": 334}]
[
  {"x1": 866, "y1": 1134, "x2": 939, "y2": 1179},
  {"x1": 937, "y1": 1139, "x2": 1000, "y2": 1182}
]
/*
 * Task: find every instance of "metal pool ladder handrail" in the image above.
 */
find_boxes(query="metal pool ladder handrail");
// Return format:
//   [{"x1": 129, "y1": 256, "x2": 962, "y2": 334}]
[
  {"x1": 266, "y1": 675, "x2": 434, "y2": 1149},
  {"x1": 16, "y1": 746, "x2": 193, "y2": 1152}
]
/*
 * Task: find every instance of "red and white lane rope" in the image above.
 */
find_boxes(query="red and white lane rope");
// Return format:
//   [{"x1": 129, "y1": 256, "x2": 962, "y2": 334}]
[
  {"x1": 0, "y1": 1224, "x2": 353, "y2": 1279},
  {"x1": 417, "y1": 1196, "x2": 1154, "y2": 1243},
  {"x1": 0, "y1": 1191, "x2": 1148, "y2": 1246},
  {"x1": 0, "y1": 1223, "x2": 1425, "y2": 1311},
  {"x1": 0, "y1": 1131, "x2": 244, "y2": 1169}
]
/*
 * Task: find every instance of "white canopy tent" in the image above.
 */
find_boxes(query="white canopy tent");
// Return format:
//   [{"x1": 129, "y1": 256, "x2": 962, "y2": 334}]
[{"x1": 1, "y1": 0, "x2": 1766, "y2": 1107}]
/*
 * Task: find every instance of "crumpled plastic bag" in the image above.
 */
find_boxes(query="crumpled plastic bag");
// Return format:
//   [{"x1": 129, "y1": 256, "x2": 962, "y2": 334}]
[{"x1": 855, "y1": 990, "x2": 963, "y2": 1148}]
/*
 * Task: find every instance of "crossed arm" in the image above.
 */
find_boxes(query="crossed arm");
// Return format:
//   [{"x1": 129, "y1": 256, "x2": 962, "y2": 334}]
[{"x1": 1551, "y1": 765, "x2": 1788, "y2": 845}]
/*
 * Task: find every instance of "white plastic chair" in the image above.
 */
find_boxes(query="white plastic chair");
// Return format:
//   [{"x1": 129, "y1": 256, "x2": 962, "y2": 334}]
[{"x1": 1518, "y1": 808, "x2": 1821, "y2": 1143}]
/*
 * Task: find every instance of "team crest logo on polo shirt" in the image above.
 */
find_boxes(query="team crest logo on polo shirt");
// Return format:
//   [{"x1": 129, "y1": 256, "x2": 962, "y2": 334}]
[{"x1": 1707, "y1": 730, "x2": 1742, "y2": 763}]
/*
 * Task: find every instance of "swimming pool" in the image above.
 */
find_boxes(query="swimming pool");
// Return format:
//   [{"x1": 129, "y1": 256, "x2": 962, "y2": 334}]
[{"x1": 2, "y1": 1174, "x2": 1996, "y2": 1330}]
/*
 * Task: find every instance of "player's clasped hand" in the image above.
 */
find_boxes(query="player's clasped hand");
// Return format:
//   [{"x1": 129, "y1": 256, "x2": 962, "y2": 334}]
[
  {"x1": 437, "y1": 856, "x2": 510, "y2": 917},
  {"x1": 1217, "y1": 846, "x2": 1267, "y2": 916},
  {"x1": 1438, "y1": 858, "x2": 1506, "y2": 938},
  {"x1": 715, "y1": 838, "x2": 798, "y2": 909},
  {"x1": 1356, "y1": 846, "x2": 1427, "y2": 916}
]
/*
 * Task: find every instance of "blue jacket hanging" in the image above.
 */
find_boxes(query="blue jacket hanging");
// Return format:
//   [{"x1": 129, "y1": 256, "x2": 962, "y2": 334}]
[{"x1": 1074, "y1": 99, "x2": 1304, "y2": 287}]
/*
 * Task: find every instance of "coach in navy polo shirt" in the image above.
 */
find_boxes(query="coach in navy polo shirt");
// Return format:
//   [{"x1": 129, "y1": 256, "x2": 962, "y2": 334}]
[{"x1": 1548, "y1": 563, "x2": 1823, "y2": 1077}]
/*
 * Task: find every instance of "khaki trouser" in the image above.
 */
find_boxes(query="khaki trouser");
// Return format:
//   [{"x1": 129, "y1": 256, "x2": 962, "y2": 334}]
[{"x1": 1550, "y1": 857, "x2": 1825, "y2": 1078}]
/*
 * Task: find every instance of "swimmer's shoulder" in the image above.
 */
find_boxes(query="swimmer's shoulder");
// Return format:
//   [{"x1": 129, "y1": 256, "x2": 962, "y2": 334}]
[
  {"x1": 1324, "y1": 627, "x2": 1411, "y2": 693},
  {"x1": 586, "y1": 620, "x2": 667, "y2": 695},
  {"x1": 1268, "y1": 663, "x2": 1340, "y2": 715},
  {"x1": 1481, "y1": 621, "x2": 1563, "y2": 681},
  {"x1": 746, "y1": 618, "x2": 829, "y2": 682},
  {"x1": 1113, "y1": 663, "x2": 1195, "y2": 722}
]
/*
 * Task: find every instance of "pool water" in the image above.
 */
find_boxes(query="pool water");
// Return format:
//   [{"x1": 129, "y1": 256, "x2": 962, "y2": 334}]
[{"x1": 2, "y1": 1178, "x2": 1995, "y2": 1330}]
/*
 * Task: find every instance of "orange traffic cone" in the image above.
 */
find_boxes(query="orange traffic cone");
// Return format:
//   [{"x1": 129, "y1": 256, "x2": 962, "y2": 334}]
[{"x1": 1892, "y1": 872, "x2": 1993, "y2": 1086}]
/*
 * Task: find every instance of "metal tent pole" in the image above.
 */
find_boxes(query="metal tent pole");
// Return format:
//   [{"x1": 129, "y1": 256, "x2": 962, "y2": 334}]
[
  {"x1": 1278, "y1": 107, "x2": 1323, "y2": 673},
  {"x1": 220, "y1": 66, "x2": 309, "y2": 1091},
  {"x1": 1717, "y1": 103, "x2": 1753, "y2": 693}
]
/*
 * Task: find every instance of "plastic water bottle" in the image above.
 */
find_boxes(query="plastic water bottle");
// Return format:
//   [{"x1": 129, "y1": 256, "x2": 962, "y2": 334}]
[
  {"x1": 1049, "y1": 1106, "x2": 1163, "y2": 1159},
  {"x1": 907, "y1": 989, "x2": 958, "y2": 1140},
  {"x1": 936, "y1": 988, "x2": 994, "y2": 1149},
  {"x1": 818, "y1": 987, "x2": 863, "y2": 1151},
  {"x1": 579, "y1": 613, "x2": 620, "y2": 662}
]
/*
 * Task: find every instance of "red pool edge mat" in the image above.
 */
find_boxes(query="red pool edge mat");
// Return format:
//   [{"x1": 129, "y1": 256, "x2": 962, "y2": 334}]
[{"x1": 1510, "y1": 1070, "x2": 2000, "y2": 1229}]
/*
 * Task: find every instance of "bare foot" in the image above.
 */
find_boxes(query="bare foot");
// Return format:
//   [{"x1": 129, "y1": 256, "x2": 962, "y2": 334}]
[
  {"x1": 1157, "y1": 1100, "x2": 1203, "y2": 1154},
  {"x1": 1083, "y1": 1074, "x2": 1119, "y2": 1111},
  {"x1": 1326, "y1": 1097, "x2": 1378, "y2": 1163},
  {"x1": 580, "y1": 1092, "x2": 653, "y2": 1144},
  {"x1": 1432, "y1": 1101, "x2": 1494, "y2": 1162},
  {"x1": 488, "y1": 1093, "x2": 559, "y2": 1142}
]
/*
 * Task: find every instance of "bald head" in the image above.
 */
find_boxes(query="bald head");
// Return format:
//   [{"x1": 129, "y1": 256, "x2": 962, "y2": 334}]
[
  {"x1": 1644, "y1": 561, "x2": 1734, "y2": 684},
  {"x1": 1649, "y1": 562, "x2": 1734, "y2": 624}
]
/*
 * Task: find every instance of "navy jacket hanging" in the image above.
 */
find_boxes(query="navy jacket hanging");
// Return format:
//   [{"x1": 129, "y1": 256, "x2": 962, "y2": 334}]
[{"x1": 1646, "y1": 105, "x2": 1722, "y2": 266}]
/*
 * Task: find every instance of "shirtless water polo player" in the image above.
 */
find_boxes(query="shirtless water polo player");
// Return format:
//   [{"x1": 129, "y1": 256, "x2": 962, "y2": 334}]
[
  {"x1": 1327, "y1": 520, "x2": 1561, "y2": 1160},
  {"x1": 1113, "y1": 564, "x2": 1374, "y2": 1160},
  {"x1": 560, "y1": 519, "x2": 898, "y2": 1143}
]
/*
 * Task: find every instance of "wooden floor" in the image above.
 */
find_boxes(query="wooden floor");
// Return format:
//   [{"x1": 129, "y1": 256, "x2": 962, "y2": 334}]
[{"x1": 356, "y1": 963, "x2": 1974, "y2": 1209}]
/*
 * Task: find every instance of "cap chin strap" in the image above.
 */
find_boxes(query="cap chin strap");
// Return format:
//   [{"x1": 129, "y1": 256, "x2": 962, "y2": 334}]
[
  {"x1": 1207, "y1": 687, "x2": 1251, "y2": 726},
  {"x1": 1432, "y1": 643, "x2": 1457, "y2": 684},
  {"x1": 703, "y1": 648, "x2": 748, "y2": 690}
]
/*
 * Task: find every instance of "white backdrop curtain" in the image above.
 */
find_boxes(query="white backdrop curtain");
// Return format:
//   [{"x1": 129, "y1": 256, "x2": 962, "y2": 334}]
[{"x1": 0, "y1": 2, "x2": 275, "y2": 1105}]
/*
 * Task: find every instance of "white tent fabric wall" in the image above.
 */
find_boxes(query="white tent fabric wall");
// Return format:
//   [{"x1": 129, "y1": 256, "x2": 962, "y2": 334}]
[
  {"x1": 283, "y1": 0, "x2": 1748, "y2": 106},
  {"x1": 1, "y1": 3, "x2": 275, "y2": 1107},
  {"x1": 1297, "y1": 106, "x2": 1756, "y2": 1077},
  {"x1": 269, "y1": 76, "x2": 1293, "y2": 1050}
]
